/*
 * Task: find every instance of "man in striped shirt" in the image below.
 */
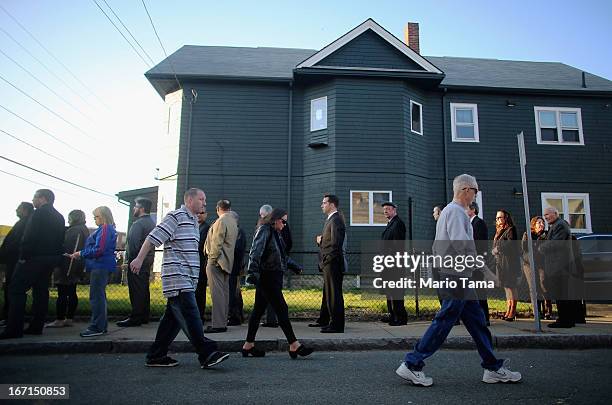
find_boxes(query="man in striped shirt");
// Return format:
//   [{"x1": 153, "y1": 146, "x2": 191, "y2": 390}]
[{"x1": 130, "y1": 188, "x2": 230, "y2": 369}]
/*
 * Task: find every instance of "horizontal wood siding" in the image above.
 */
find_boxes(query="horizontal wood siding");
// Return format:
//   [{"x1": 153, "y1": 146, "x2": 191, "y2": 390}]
[{"x1": 317, "y1": 30, "x2": 424, "y2": 71}]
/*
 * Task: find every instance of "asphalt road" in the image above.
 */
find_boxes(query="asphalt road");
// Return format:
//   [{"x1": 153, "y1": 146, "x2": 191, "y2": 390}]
[{"x1": 1, "y1": 349, "x2": 611, "y2": 404}]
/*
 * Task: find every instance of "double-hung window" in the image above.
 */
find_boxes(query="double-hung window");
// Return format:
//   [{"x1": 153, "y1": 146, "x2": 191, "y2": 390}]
[
  {"x1": 310, "y1": 96, "x2": 327, "y2": 132},
  {"x1": 541, "y1": 192, "x2": 592, "y2": 233},
  {"x1": 534, "y1": 107, "x2": 584, "y2": 145},
  {"x1": 350, "y1": 191, "x2": 392, "y2": 226}
]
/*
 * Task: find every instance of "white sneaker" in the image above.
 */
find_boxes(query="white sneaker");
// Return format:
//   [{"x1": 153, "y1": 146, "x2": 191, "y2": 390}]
[
  {"x1": 482, "y1": 360, "x2": 522, "y2": 384},
  {"x1": 395, "y1": 362, "x2": 433, "y2": 387}
]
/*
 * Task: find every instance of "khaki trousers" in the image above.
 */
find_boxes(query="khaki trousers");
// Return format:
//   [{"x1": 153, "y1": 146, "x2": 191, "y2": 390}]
[{"x1": 206, "y1": 263, "x2": 229, "y2": 328}]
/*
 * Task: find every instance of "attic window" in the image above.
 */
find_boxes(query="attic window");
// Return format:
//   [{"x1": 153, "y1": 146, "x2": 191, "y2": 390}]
[{"x1": 310, "y1": 96, "x2": 327, "y2": 132}]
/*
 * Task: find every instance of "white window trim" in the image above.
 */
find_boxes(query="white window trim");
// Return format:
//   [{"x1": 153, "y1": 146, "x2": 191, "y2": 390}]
[
  {"x1": 541, "y1": 192, "x2": 592, "y2": 233},
  {"x1": 310, "y1": 96, "x2": 328, "y2": 132},
  {"x1": 410, "y1": 100, "x2": 423, "y2": 135},
  {"x1": 450, "y1": 103, "x2": 479, "y2": 143},
  {"x1": 350, "y1": 190, "x2": 392, "y2": 227},
  {"x1": 534, "y1": 106, "x2": 584, "y2": 145}
]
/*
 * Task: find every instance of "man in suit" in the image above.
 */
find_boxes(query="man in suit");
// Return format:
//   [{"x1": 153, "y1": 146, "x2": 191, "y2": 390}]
[
  {"x1": 0, "y1": 189, "x2": 65, "y2": 339},
  {"x1": 0, "y1": 202, "x2": 34, "y2": 326},
  {"x1": 310, "y1": 194, "x2": 346, "y2": 333},
  {"x1": 195, "y1": 206, "x2": 210, "y2": 323},
  {"x1": 540, "y1": 207, "x2": 576, "y2": 328},
  {"x1": 118, "y1": 197, "x2": 156, "y2": 327},
  {"x1": 204, "y1": 199, "x2": 238, "y2": 333},
  {"x1": 467, "y1": 201, "x2": 490, "y2": 325},
  {"x1": 381, "y1": 201, "x2": 407, "y2": 326}
]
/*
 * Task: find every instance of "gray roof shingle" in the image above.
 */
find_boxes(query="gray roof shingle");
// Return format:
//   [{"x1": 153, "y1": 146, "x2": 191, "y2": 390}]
[{"x1": 146, "y1": 45, "x2": 612, "y2": 96}]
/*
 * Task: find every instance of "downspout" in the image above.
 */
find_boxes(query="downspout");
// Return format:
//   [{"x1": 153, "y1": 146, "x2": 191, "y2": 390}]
[
  {"x1": 441, "y1": 87, "x2": 449, "y2": 200},
  {"x1": 185, "y1": 88, "x2": 197, "y2": 191},
  {"x1": 287, "y1": 81, "x2": 293, "y2": 210}
]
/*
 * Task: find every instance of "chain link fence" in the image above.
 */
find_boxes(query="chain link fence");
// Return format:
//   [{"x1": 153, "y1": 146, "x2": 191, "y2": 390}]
[{"x1": 0, "y1": 251, "x2": 540, "y2": 322}]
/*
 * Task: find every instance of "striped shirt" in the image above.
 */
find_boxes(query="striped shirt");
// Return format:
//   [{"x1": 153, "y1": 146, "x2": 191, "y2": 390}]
[{"x1": 147, "y1": 205, "x2": 200, "y2": 298}]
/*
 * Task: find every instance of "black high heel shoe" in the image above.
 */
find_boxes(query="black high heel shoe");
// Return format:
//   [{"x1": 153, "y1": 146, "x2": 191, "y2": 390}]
[
  {"x1": 504, "y1": 316, "x2": 516, "y2": 322},
  {"x1": 241, "y1": 346, "x2": 265, "y2": 357},
  {"x1": 289, "y1": 344, "x2": 314, "y2": 359}
]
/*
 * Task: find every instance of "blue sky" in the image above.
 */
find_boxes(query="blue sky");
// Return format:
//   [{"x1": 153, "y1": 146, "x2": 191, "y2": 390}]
[{"x1": 1, "y1": 0, "x2": 611, "y2": 230}]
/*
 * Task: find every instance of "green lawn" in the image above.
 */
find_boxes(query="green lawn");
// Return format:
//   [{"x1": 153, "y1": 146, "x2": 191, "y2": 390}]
[{"x1": 3, "y1": 281, "x2": 532, "y2": 320}]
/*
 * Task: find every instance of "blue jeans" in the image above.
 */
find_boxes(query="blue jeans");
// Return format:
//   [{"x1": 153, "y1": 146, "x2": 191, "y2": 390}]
[
  {"x1": 88, "y1": 269, "x2": 109, "y2": 332},
  {"x1": 404, "y1": 276, "x2": 503, "y2": 371},
  {"x1": 147, "y1": 291, "x2": 218, "y2": 362}
]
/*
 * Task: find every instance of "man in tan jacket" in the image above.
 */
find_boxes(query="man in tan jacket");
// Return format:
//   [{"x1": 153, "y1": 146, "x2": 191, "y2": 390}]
[{"x1": 204, "y1": 199, "x2": 238, "y2": 332}]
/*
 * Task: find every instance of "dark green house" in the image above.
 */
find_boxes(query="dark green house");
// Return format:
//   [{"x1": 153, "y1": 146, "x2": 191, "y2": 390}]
[{"x1": 145, "y1": 19, "x2": 612, "y2": 271}]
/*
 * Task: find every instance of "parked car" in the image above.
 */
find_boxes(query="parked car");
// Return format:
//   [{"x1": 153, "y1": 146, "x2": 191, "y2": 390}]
[{"x1": 577, "y1": 234, "x2": 612, "y2": 301}]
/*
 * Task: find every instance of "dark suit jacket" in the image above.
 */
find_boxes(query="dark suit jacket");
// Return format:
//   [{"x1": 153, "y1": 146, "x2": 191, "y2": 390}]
[
  {"x1": 318, "y1": 212, "x2": 346, "y2": 272},
  {"x1": 20, "y1": 203, "x2": 65, "y2": 263},
  {"x1": 539, "y1": 217, "x2": 574, "y2": 276},
  {"x1": 471, "y1": 215, "x2": 488, "y2": 255},
  {"x1": 381, "y1": 215, "x2": 406, "y2": 241},
  {"x1": 0, "y1": 216, "x2": 29, "y2": 267}
]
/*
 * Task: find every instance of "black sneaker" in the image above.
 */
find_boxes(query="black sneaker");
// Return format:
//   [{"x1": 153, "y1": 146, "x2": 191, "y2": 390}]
[
  {"x1": 201, "y1": 351, "x2": 230, "y2": 368},
  {"x1": 145, "y1": 356, "x2": 179, "y2": 367}
]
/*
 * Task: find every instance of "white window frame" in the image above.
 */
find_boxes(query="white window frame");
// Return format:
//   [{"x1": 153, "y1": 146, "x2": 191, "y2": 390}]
[
  {"x1": 450, "y1": 103, "x2": 479, "y2": 142},
  {"x1": 534, "y1": 106, "x2": 584, "y2": 145},
  {"x1": 350, "y1": 190, "x2": 392, "y2": 227},
  {"x1": 410, "y1": 100, "x2": 423, "y2": 135},
  {"x1": 541, "y1": 192, "x2": 592, "y2": 233},
  {"x1": 310, "y1": 96, "x2": 328, "y2": 132}
]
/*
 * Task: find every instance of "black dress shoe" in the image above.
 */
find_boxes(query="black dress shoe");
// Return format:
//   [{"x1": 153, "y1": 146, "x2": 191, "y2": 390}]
[
  {"x1": 388, "y1": 320, "x2": 407, "y2": 326},
  {"x1": 260, "y1": 322, "x2": 278, "y2": 328},
  {"x1": 308, "y1": 322, "x2": 327, "y2": 328},
  {"x1": 320, "y1": 327, "x2": 344, "y2": 333},
  {"x1": 227, "y1": 319, "x2": 241, "y2": 326},
  {"x1": 23, "y1": 327, "x2": 43, "y2": 335},
  {"x1": 548, "y1": 322, "x2": 575, "y2": 329},
  {"x1": 241, "y1": 346, "x2": 265, "y2": 357},
  {"x1": 289, "y1": 344, "x2": 313, "y2": 359},
  {"x1": 0, "y1": 332, "x2": 21, "y2": 340},
  {"x1": 204, "y1": 326, "x2": 228, "y2": 333},
  {"x1": 116, "y1": 318, "x2": 142, "y2": 327}
]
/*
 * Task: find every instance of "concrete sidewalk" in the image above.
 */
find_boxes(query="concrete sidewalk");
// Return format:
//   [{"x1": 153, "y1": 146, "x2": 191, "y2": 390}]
[{"x1": 2, "y1": 313, "x2": 612, "y2": 355}]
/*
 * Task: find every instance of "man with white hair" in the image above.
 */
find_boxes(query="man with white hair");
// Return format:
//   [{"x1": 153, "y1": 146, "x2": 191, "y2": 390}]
[
  {"x1": 395, "y1": 174, "x2": 521, "y2": 387},
  {"x1": 540, "y1": 206, "x2": 575, "y2": 328}
]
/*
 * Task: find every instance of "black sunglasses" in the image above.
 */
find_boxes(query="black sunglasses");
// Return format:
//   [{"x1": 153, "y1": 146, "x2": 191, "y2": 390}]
[{"x1": 281, "y1": 219, "x2": 287, "y2": 225}]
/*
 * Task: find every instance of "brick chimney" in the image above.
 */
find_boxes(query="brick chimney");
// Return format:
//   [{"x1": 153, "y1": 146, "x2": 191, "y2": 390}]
[{"x1": 404, "y1": 22, "x2": 420, "y2": 54}]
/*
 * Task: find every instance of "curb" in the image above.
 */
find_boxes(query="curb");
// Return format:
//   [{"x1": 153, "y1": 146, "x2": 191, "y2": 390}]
[{"x1": 1, "y1": 334, "x2": 611, "y2": 355}]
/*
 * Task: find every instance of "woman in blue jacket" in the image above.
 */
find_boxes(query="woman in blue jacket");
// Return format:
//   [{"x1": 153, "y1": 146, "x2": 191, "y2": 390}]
[{"x1": 70, "y1": 206, "x2": 117, "y2": 337}]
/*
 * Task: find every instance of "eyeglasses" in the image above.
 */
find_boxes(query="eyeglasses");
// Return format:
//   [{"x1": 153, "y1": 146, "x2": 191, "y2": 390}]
[
  {"x1": 464, "y1": 187, "x2": 479, "y2": 194},
  {"x1": 281, "y1": 219, "x2": 287, "y2": 225}
]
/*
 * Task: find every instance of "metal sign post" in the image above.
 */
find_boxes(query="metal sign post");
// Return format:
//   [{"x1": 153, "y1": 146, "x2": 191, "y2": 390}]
[{"x1": 518, "y1": 132, "x2": 541, "y2": 332}]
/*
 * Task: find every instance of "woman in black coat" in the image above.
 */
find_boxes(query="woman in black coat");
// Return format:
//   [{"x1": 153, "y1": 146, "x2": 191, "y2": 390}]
[
  {"x1": 241, "y1": 208, "x2": 313, "y2": 359},
  {"x1": 521, "y1": 216, "x2": 553, "y2": 319},
  {"x1": 46, "y1": 210, "x2": 90, "y2": 328},
  {"x1": 493, "y1": 210, "x2": 521, "y2": 321}
]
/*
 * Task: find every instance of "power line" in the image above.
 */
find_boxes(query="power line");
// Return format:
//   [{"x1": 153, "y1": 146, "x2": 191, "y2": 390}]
[
  {"x1": 92, "y1": 0, "x2": 152, "y2": 68},
  {"x1": 0, "y1": 47, "x2": 93, "y2": 122},
  {"x1": 0, "y1": 3, "x2": 110, "y2": 110},
  {"x1": 0, "y1": 168, "x2": 77, "y2": 197},
  {"x1": 0, "y1": 73, "x2": 95, "y2": 140},
  {"x1": 0, "y1": 128, "x2": 81, "y2": 170},
  {"x1": 101, "y1": 0, "x2": 156, "y2": 65},
  {"x1": 141, "y1": 0, "x2": 182, "y2": 91},
  {"x1": 0, "y1": 155, "x2": 116, "y2": 198},
  {"x1": 0, "y1": 26, "x2": 98, "y2": 112},
  {"x1": 0, "y1": 103, "x2": 93, "y2": 158}
]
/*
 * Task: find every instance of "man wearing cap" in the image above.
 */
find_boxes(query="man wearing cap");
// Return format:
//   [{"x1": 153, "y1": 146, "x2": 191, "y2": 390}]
[{"x1": 381, "y1": 201, "x2": 407, "y2": 326}]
